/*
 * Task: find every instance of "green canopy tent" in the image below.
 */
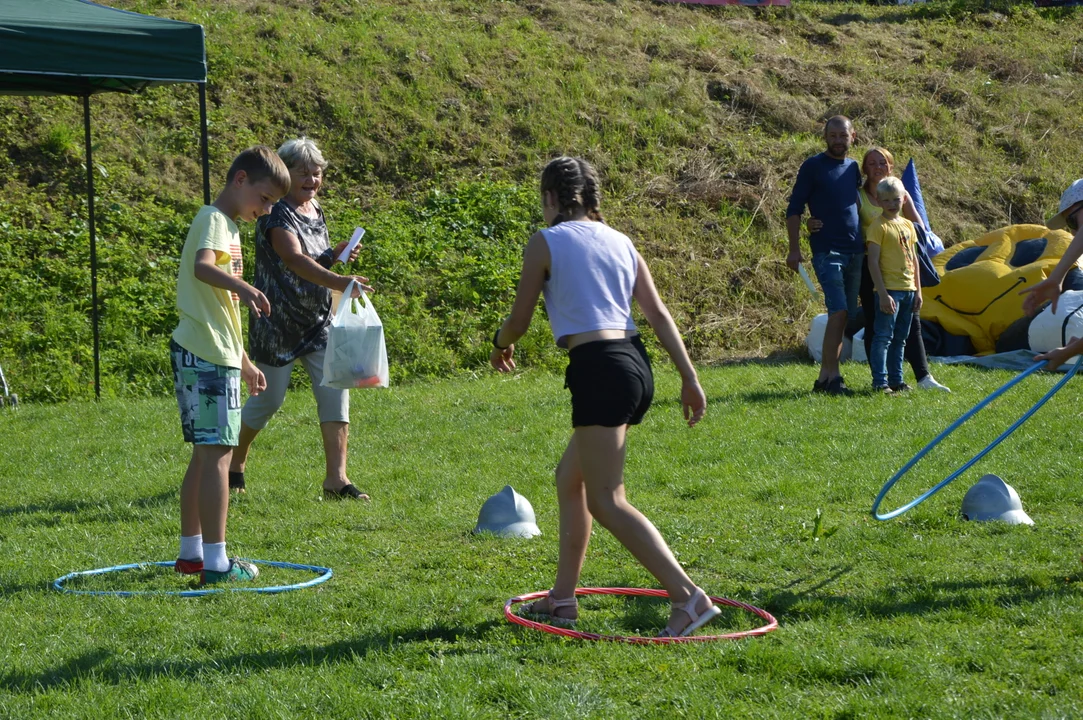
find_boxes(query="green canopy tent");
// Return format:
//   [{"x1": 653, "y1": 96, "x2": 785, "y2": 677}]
[{"x1": 0, "y1": 0, "x2": 208, "y2": 398}]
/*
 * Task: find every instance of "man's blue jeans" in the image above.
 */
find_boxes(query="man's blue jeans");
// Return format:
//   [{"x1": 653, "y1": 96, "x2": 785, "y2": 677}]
[{"x1": 871, "y1": 290, "x2": 915, "y2": 388}]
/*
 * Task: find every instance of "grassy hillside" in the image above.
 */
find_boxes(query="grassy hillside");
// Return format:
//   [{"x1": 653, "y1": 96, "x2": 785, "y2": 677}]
[{"x1": 1, "y1": 0, "x2": 1081, "y2": 401}]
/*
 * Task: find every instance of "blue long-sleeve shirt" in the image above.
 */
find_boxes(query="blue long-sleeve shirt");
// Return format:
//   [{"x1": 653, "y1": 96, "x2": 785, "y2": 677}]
[{"x1": 786, "y1": 153, "x2": 863, "y2": 254}]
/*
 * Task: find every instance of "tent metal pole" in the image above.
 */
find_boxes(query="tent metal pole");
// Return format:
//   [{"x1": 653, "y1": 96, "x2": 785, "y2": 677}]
[
  {"x1": 83, "y1": 93, "x2": 101, "y2": 400},
  {"x1": 199, "y1": 82, "x2": 210, "y2": 205}
]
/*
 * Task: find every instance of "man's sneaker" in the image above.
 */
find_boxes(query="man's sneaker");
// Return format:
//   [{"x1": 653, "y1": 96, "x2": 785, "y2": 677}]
[
  {"x1": 813, "y1": 378, "x2": 827, "y2": 393},
  {"x1": 890, "y1": 382, "x2": 913, "y2": 393},
  {"x1": 873, "y1": 385, "x2": 894, "y2": 395},
  {"x1": 917, "y1": 375, "x2": 951, "y2": 393},
  {"x1": 174, "y1": 557, "x2": 203, "y2": 575},
  {"x1": 824, "y1": 376, "x2": 853, "y2": 396},
  {"x1": 200, "y1": 559, "x2": 259, "y2": 586}
]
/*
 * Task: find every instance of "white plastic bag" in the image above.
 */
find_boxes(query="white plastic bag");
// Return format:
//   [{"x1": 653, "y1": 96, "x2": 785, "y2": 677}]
[
  {"x1": 1027, "y1": 289, "x2": 1083, "y2": 353},
  {"x1": 806, "y1": 313, "x2": 852, "y2": 363},
  {"x1": 322, "y1": 280, "x2": 389, "y2": 389}
]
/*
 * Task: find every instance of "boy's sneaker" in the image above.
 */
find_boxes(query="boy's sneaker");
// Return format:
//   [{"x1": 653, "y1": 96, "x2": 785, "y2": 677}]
[
  {"x1": 174, "y1": 557, "x2": 204, "y2": 575},
  {"x1": 917, "y1": 375, "x2": 951, "y2": 393},
  {"x1": 824, "y1": 376, "x2": 853, "y2": 396},
  {"x1": 873, "y1": 385, "x2": 894, "y2": 395},
  {"x1": 890, "y1": 383, "x2": 913, "y2": 393},
  {"x1": 200, "y1": 559, "x2": 259, "y2": 586}
]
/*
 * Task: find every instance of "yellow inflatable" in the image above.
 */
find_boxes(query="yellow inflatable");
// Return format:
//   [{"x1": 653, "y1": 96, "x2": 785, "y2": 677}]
[{"x1": 922, "y1": 224, "x2": 1077, "y2": 354}]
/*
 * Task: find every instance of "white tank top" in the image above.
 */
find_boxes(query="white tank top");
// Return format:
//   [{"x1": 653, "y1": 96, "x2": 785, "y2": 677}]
[{"x1": 541, "y1": 220, "x2": 639, "y2": 348}]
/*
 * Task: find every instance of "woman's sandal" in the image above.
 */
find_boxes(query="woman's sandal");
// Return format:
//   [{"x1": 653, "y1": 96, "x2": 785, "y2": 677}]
[
  {"x1": 657, "y1": 587, "x2": 723, "y2": 638},
  {"x1": 519, "y1": 591, "x2": 579, "y2": 628},
  {"x1": 323, "y1": 484, "x2": 370, "y2": 501}
]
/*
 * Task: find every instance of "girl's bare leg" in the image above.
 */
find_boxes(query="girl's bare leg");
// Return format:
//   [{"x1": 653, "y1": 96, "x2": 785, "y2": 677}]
[{"x1": 574, "y1": 424, "x2": 712, "y2": 633}]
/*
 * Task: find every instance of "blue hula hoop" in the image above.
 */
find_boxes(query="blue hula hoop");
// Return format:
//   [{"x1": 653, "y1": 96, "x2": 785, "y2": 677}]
[
  {"x1": 872, "y1": 356, "x2": 1082, "y2": 521},
  {"x1": 52, "y1": 559, "x2": 333, "y2": 597}
]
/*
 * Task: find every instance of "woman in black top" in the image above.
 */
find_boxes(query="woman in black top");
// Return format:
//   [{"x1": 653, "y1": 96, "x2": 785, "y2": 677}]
[{"x1": 229, "y1": 138, "x2": 373, "y2": 500}]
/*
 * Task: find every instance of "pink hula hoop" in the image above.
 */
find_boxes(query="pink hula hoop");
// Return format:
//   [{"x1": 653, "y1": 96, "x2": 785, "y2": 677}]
[{"x1": 504, "y1": 587, "x2": 778, "y2": 644}]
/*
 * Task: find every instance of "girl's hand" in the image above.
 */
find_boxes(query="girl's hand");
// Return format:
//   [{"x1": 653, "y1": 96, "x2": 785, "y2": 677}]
[
  {"x1": 1020, "y1": 276, "x2": 1063, "y2": 316},
  {"x1": 1035, "y1": 339, "x2": 1079, "y2": 372},
  {"x1": 879, "y1": 293, "x2": 896, "y2": 315},
  {"x1": 332, "y1": 239, "x2": 363, "y2": 264},
  {"x1": 913, "y1": 291, "x2": 923, "y2": 313},
  {"x1": 241, "y1": 358, "x2": 266, "y2": 396},
  {"x1": 681, "y1": 377, "x2": 707, "y2": 427},
  {"x1": 805, "y1": 216, "x2": 824, "y2": 233},
  {"x1": 491, "y1": 345, "x2": 516, "y2": 372}
]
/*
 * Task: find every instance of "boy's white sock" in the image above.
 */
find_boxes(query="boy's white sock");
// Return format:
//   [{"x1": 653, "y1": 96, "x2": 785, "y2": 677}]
[
  {"x1": 202, "y1": 542, "x2": 229, "y2": 573},
  {"x1": 179, "y1": 535, "x2": 203, "y2": 562}
]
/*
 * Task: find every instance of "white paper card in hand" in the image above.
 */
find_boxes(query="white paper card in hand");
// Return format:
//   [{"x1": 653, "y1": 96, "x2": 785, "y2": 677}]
[{"x1": 337, "y1": 227, "x2": 365, "y2": 264}]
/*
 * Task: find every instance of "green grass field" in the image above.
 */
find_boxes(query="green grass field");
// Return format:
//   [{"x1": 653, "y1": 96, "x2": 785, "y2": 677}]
[{"x1": 1, "y1": 362, "x2": 1081, "y2": 718}]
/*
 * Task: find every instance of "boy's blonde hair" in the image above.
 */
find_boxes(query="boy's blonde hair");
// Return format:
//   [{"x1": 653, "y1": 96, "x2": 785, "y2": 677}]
[
  {"x1": 877, "y1": 176, "x2": 905, "y2": 198},
  {"x1": 278, "y1": 137, "x2": 328, "y2": 172},
  {"x1": 226, "y1": 145, "x2": 291, "y2": 196}
]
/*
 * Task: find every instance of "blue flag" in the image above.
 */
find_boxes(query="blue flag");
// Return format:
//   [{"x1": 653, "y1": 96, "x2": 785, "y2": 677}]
[{"x1": 902, "y1": 159, "x2": 945, "y2": 256}]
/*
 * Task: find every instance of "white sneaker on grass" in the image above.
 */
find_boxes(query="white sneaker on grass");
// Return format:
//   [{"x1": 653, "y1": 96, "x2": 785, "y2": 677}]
[{"x1": 918, "y1": 375, "x2": 951, "y2": 392}]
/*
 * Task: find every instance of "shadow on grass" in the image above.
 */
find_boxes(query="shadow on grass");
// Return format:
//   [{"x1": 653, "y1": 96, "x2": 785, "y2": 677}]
[
  {"x1": 766, "y1": 571, "x2": 1083, "y2": 621},
  {"x1": 0, "y1": 489, "x2": 176, "y2": 524},
  {"x1": 0, "y1": 620, "x2": 505, "y2": 693}
]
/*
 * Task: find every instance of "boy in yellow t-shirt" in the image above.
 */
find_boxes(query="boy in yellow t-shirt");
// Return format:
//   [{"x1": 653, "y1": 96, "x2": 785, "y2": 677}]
[
  {"x1": 866, "y1": 176, "x2": 922, "y2": 394},
  {"x1": 170, "y1": 146, "x2": 290, "y2": 585}
]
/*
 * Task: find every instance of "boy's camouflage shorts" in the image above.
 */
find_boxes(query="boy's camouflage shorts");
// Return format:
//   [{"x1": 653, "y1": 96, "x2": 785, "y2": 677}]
[{"x1": 169, "y1": 339, "x2": 241, "y2": 446}]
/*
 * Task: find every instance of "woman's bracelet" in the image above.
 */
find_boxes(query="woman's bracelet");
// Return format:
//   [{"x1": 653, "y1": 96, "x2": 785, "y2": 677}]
[{"x1": 492, "y1": 327, "x2": 509, "y2": 350}]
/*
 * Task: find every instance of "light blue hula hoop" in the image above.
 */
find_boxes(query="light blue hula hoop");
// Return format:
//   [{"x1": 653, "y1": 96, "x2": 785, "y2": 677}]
[
  {"x1": 872, "y1": 356, "x2": 1082, "y2": 521},
  {"x1": 52, "y1": 559, "x2": 332, "y2": 597}
]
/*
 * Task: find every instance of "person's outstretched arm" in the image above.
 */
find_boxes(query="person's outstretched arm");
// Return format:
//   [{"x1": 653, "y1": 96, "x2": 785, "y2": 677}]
[
  {"x1": 632, "y1": 252, "x2": 706, "y2": 427},
  {"x1": 491, "y1": 232, "x2": 549, "y2": 372},
  {"x1": 1022, "y1": 226, "x2": 1083, "y2": 315},
  {"x1": 270, "y1": 227, "x2": 372, "y2": 297}
]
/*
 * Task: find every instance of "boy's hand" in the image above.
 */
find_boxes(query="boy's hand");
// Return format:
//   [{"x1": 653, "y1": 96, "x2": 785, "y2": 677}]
[
  {"x1": 239, "y1": 285, "x2": 271, "y2": 319},
  {"x1": 786, "y1": 248, "x2": 805, "y2": 273},
  {"x1": 879, "y1": 293, "x2": 896, "y2": 314},
  {"x1": 913, "y1": 291, "x2": 923, "y2": 313},
  {"x1": 1020, "y1": 276, "x2": 1062, "y2": 316},
  {"x1": 490, "y1": 345, "x2": 515, "y2": 372},
  {"x1": 681, "y1": 377, "x2": 707, "y2": 428},
  {"x1": 805, "y1": 216, "x2": 824, "y2": 233},
  {"x1": 333, "y1": 239, "x2": 363, "y2": 264},
  {"x1": 241, "y1": 358, "x2": 266, "y2": 395}
]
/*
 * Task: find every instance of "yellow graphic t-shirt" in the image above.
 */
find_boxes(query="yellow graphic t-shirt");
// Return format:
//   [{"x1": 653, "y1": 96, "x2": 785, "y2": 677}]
[
  {"x1": 866, "y1": 215, "x2": 917, "y2": 292},
  {"x1": 171, "y1": 206, "x2": 245, "y2": 368}
]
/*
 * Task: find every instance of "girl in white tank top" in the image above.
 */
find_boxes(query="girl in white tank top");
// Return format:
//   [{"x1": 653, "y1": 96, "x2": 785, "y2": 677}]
[{"x1": 488, "y1": 157, "x2": 723, "y2": 638}]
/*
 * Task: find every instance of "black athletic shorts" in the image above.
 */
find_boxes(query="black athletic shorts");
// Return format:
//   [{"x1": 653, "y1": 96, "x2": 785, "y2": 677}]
[{"x1": 565, "y1": 335, "x2": 654, "y2": 428}]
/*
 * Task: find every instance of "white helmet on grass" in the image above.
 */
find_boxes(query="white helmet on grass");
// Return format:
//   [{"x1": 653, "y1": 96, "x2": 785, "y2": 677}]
[
  {"x1": 961, "y1": 474, "x2": 1033, "y2": 525},
  {"x1": 474, "y1": 485, "x2": 541, "y2": 538}
]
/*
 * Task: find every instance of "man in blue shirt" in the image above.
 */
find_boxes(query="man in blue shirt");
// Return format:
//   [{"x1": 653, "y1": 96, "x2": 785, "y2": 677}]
[{"x1": 786, "y1": 116, "x2": 862, "y2": 395}]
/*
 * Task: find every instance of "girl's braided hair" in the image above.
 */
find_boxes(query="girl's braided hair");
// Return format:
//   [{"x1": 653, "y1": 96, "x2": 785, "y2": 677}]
[{"x1": 540, "y1": 156, "x2": 605, "y2": 227}]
